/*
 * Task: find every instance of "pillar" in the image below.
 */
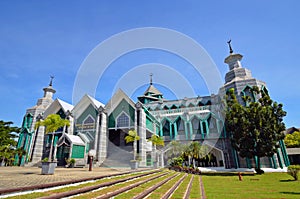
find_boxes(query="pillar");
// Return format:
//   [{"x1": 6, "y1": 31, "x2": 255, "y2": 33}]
[
  {"x1": 189, "y1": 121, "x2": 193, "y2": 140},
  {"x1": 200, "y1": 121, "x2": 204, "y2": 139},
  {"x1": 136, "y1": 103, "x2": 147, "y2": 167},
  {"x1": 173, "y1": 122, "x2": 178, "y2": 139},
  {"x1": 97, "y1": 107, "x2": 108, "y2": 164},
  {"x1": 184, "y1": 121, "x2": 188, "y2": 140}
]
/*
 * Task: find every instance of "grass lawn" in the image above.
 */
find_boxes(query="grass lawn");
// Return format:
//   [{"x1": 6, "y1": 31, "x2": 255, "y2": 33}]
[
  {"x1": 189, "y1": 175, "x2": 202, "y2": 199},
  {"x1": 6, "y1": 170, "x2": 162, "y2": 199},
  {"x1": 172, "y1": 174, "x2": 193, "y2": 198},
  {"x1": 5, "y1": 170, "x2": 299, "y2": 199},
  {"x1": 202, "y1": 172, "x2": 300, "y2": 199}
]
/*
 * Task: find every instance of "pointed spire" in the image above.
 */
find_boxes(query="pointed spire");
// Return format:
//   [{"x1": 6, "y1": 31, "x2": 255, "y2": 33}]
[
  {"x1": 43, "y1": 76, "x2": 56, "y2": 99},
  {"x1": 49, "y1": 75, "x2": 54, "y2": 86},
  {"x1": 150, "y1": 73, "x2": 153, "y2": 85},
  {"x1": 224, "y1": 40, "x2": 243, "y2": 71},
  {"x1": 227, "y1": 39, "x2": 233, "y2": 54}
]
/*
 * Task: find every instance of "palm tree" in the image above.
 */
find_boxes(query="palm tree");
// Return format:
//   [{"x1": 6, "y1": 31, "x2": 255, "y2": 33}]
[
  {"x1": 0, "y1": 145, "x2": 11, "y2": 166},
  {"x1": 147, "y1": 134, "x2": 164, "y2": 165},
  {"x1": 180, "y1": 142, "x2": 207, "y2": 168},
  {"x1": 35, "y1": 114, "x2": 70, "y2": 162},
  {"x1": 124, "y1": 129, "x2": 140, "y2": 160},
  {"x1": 166, "y1": 140, "x2": 182, "y2": 159},
  {"x1": 189, "y1": 141, "x2": 202, "y2": 168}
]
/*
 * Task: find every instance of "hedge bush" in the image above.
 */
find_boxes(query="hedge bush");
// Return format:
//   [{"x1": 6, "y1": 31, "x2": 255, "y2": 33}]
[{"x1": 287, "y1": 165, "x2": 300, "y2": 180}]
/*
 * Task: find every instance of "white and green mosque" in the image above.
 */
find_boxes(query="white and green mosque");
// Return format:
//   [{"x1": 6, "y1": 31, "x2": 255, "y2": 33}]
[{"x1": 16, "y1": 47, "x2": 290, "y2": 170}]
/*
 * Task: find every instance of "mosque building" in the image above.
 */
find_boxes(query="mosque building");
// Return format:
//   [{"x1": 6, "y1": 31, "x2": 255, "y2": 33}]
[{"x1": 15, "y1": 46, "x2": 290, "y2": 170}]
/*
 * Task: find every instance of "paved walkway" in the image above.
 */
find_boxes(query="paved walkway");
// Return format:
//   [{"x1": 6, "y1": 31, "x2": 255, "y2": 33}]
[{"x1": 0, "y1": 166, "x2": 129, "y2": 190}]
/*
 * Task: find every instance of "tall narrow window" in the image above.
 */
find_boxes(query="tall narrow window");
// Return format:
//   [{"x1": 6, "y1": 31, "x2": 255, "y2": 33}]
[
  {"x1": 192, "y1": 117, "x2": 201, "y2": 134},
  {"x1": 162, "y1": 120, "x2": 170, "y2": 136},
  {"x1": 208, "y1": 116, "x2": 217, "y2": 134},
  {"x1": 176, "y1": 118, "x2": 185, "y2": 135},
  {"x1": 202, "y1": 121, "x2": 207, "y2": 134}
]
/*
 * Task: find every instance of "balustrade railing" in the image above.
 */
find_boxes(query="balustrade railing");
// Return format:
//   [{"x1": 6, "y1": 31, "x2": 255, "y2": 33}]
[{"x1": 150, "y1": 106, "x2": 210, "y2": 116}]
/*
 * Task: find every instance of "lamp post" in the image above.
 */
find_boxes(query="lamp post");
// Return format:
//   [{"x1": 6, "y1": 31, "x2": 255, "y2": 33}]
[{"x1": 88, "y1": 149, "x2": 96, "y2": 171}]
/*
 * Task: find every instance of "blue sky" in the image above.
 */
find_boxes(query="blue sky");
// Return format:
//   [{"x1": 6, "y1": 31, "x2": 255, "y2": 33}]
[{"x1": 0, "y1": 1, "x2": 299, "y2": 128}]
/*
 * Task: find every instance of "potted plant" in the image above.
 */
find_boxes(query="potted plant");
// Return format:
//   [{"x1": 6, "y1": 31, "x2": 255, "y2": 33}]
[
  {"x1": 69, "y1": 158, "x2": 76, "y2": 168},
  {"x1": 35, "y1": 114, "x2": 70, "y2": 175},
  {"x1": 41, "y1": 157, "x2": 56, "y2": 174},
  {"x1": 129, "y1": 154, "x2": 141, "y2": 169},
  {"x1": 125, "y1": 129, "x2": 140, "y2": 169},
  {"x1": 65, "y1": 158, "x2": 76, "y2": 168}
]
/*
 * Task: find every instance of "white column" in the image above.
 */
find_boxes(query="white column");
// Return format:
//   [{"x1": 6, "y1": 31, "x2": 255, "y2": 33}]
[
  {"x1": 97, "y1": 108, "x2": 107, "y2": 164},
  {"x1": 136, "y1": 103, "x2": 147, "y2": 167}
]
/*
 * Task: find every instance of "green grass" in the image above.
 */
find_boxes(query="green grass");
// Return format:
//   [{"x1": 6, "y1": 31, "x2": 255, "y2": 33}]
[
  {"x1": 189, "y1": 175, "x2": 202, "y2": 199},
  {"x1": 171, "y1": 174, "x2": 193, "y2": 199},
  {"x1": 73, "y1": 171, "x2": 169, "y2": 199},
  {"x1": 6, "y1": 170, "x2": 161, "y2": 199},
  {"x1": 202, "y1": 172, "x2": 300, "y2": 199},
  {"x1": 6, "y1": 171, "x2": 300, "y2": 199},
  {"x1": 115, "y1": 171, "x2": 176, "y2": 199},
  {"x1": 147, "y1": 173, "x2": 185, "y2": 199}
]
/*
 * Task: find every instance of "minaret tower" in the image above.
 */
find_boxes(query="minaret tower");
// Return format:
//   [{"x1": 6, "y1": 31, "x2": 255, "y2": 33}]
[
  {"x1": 221, "y1": 40, "x2": 266, "y2": 102},
  {"x1": 137, "y1": 73, "x2": 164, "y2": 104},
  {"x1": 18, "y1": 76, "x2": 57, "y2": 166}
]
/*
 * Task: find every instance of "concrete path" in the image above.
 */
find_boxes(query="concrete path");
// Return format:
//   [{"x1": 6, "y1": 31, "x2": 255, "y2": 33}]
[{"x1": 0, "y1": 166, "x2": 128, "y2": 190}]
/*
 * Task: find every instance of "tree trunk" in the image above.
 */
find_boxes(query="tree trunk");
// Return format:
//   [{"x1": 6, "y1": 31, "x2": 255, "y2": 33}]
[
  {"x1": 257, "y1": 156, "x2": 261, "y2": 170},
  {"x1": 18, "y1": 155, "x2": 22, "y2": 166},
  {"x1": 133, "y1": 140, "x2": 136, "y2": 160},
  {"x1": 255, "y1": 156, "x2": 264, "y2": 174},
  {"x1": 49, "y1": 133, "x2": 55, "y2": 161}
]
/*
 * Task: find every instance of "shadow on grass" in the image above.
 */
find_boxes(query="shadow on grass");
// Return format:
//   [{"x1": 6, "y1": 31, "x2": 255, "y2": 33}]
[
  {"x1": 280, "y1": 179, "x2": 297, "y2": 182},
  {"x1": 280, "y1": 191, "x2": 300, "y2": 195},
  {"x1": 201, "y1": 172, "x2": 255, "y2": 176}
]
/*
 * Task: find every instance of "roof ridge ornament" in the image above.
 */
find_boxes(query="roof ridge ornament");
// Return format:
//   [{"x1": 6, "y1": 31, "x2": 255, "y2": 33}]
[
  {"x1": 227, "y1": 39, "x2": 233, "y2": 54},
  {"x1": 49, "y1": 75, "x2": 54, "y2": 86},
  {"x1": 150, "y1": 73, "x2": 153, "y2": 85}
]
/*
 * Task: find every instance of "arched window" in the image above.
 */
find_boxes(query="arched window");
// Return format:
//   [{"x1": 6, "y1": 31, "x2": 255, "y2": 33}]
[
  {"x1": 208, "y1": 115, "x2": 218, "y2": 134},
  {"x1": 175, "y1": 117, "x2": 185, "y2": 135},
  {"x1": 202, "y1": 121, "x2": 207, "y2": 134},
  {"x1": 242, "y1": 86, "x2": 255, "y2": 105},
  {"x1": 170, "y1": 105, "x2": 177, "y2": 110},
  {"x1": 162, "y1": 120, "x2": 170, "y2": 136},
  {"x1": 188, "y1": 103, "x2": 195, "y2": 108},
  {"x1": 191, "y1": 117, "x2": 201, "y2": 134},
  {"x1": 116, "y1": 112, "x2": 130, "y2": 128}
]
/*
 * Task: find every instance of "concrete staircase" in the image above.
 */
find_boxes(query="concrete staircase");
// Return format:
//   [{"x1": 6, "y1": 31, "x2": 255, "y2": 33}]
[{"x1": 101, "y1": 142, "x2": 133, "y2": 168}]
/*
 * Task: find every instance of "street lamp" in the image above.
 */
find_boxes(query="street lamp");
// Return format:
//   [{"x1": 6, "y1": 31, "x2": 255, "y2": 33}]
[{"x1": 88, "y1": 149, "x2": 96, "y2": 171}]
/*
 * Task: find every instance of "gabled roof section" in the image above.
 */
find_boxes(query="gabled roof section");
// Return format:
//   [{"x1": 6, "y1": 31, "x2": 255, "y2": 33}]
[
  {"x1": 57, "y1": 99, "x2": 74, "y2": 112},
  {"x1": 86, "y1": 94, "x2": 104, "y2": 109},
  {"x1": 72, "y1": 94, "x2": 105, "y2": 118},
  {"x1": 144, "y1": 84, "x2": 162, "y2": 95},
  {"x1": 57, "y1": 133, "x2": 85, "y2": 147},
  {"x1": 105, "y1": 89, "x2": 136, "y2": 115},
  {"x1": 285, "y1": 127, "x2": 300, "y2": 135},
  {"x1": 44, "y1": 98, "x2": 74, "y2": 118}
]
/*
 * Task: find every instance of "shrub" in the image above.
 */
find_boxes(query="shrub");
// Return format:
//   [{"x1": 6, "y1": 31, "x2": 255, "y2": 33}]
[
  {"x1": 69, "y1": 158, "x2": 76, "y2": 164},
  {"x1": 170, "y1": 157, "x2": 183, "y2": 167},
  {"x1": 42, "y1": 157, "x2": 49, "y2": 162},
  {"x1": 287, "y1": 165, "x2": 300, "y2": 180}
]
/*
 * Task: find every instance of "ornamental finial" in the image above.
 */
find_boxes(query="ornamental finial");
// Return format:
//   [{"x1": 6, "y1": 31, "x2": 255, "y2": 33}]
[
  {"x1": 150, "y1": 73, "x2": 153, "y2": 85},
  {"x1": 49, "y1": 75, "x2": 54, "y2": 86},
  {"x1": 227, "y1": 39, "x2": 233, "y2": 54}
]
